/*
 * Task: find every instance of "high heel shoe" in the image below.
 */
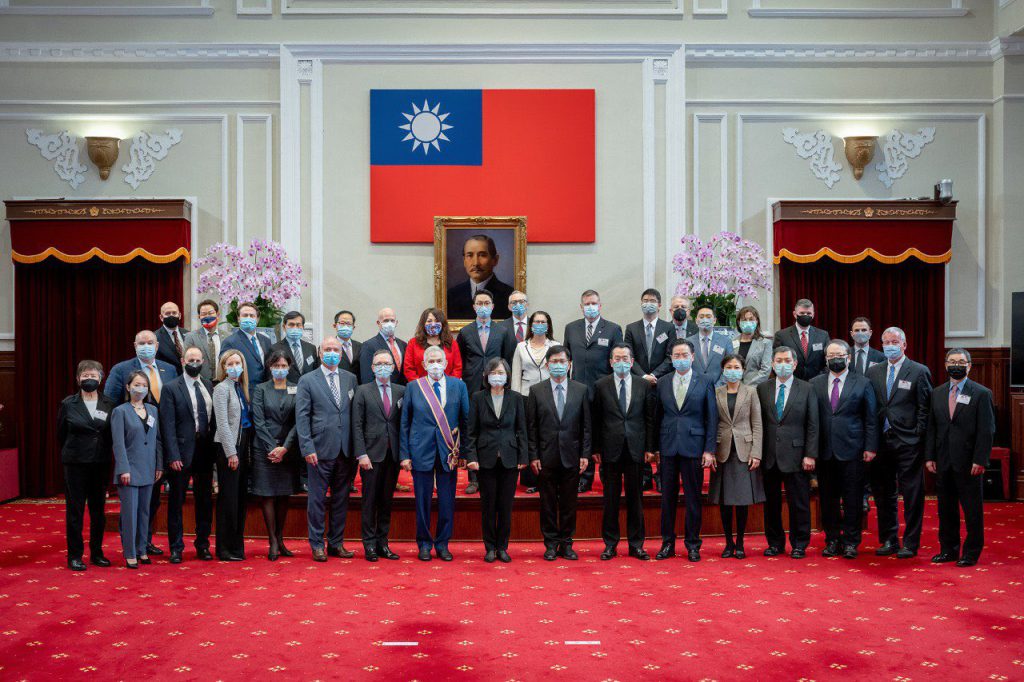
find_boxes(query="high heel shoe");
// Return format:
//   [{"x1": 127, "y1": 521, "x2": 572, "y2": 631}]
[
  {"x1": 139, "y1": 556, "x2": 151, "y2": 565},
  {"x1": 268, "y1": 549, "x2": 279, "y2": 561},
  {"x1": 125, "y1": 559, "x2": 139, "y2": 569},
  {"x1": 278, "y1": 545, "x2": 294, "y2": 557}
]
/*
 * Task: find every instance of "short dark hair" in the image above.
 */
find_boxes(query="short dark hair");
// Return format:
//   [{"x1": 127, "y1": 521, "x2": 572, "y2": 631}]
[
  {"x1": 773, "y1": 345, "x2": 797, "y2": 360},
  {"x1": 721, "y1": 352, "x2": 746, "y2": 369},
  {"x1": 851, "y1": 316, "x2": 872, "y2": 329},
  {"x1": 283, "y1": 310, "x2": 305, "y2": 326},
  {"x1": 946, "y1": 347, "x2": 972, "y2": 363},
  {"x1": 641, "y1": 288, "x2": 662, "y2": 304},
  {"x1": 334, "y1": 310, "x2": 356, "y2": 324},
  {"x1": 76, "y1": 359, "x2": 104, "y2": 378},
  {"x1": 485, "y1": 357, "x2": 510, "y2": 375},
  {"x1": 473, "y1": 288, "x2": 494, "y2": 304},
  {"x1": 464, "y1": 234, "x2": 497, "y2": 258},
  {"x1": 237, "y1": 301, "x2": 259, "y2": 316},
  {"x1": 124, "y1": 370, "x2": 150, "y2": 399},
  {"x1": 197, "y1": 298, "x2": 219, "y2": 315},
  {"x1": 610, "y1": 343, "x2": 633, "y2": 358},
  {"x1": 546, "y1": 345, "x2": 571, "y2": 363},
  {"x1": 266, "y1": 349, "x2": 293, "y2": 368},
  {"x1": 794, "y1": 298, "x2": 814, "y2": 309},
  {"x1": 670, "y1": 338, "x2": 694, "y2": 354},
  {"x1": 372, "y1": 348, "x2": 396, "y2": 364}
]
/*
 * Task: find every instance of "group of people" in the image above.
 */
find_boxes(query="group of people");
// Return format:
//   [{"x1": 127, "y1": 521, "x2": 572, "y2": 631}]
[{"x1": 57, "y1": 290, "x2": 995, "y2": 571}]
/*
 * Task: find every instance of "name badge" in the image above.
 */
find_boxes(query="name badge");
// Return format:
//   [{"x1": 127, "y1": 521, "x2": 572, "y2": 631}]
[
  {"x1": 712, "y1": 345, "x2": 725, "y2": 355},
  {"x1": 306, "y1": 355, "x2": 315, "y2": 365},
  {"x1": 348, "y1": 388, "x2": 355, "y2": 400},
  {"x1": 597, "y1": 338, "x2": 609, "y2": 347},
  {"x1": 396, "y1": 398, "x2": 403, "y2": 409},
  {"x1": 94, "y1": 410, "x2": 108, "y2": 421},
  {"x1": 656, "y1": 332, "x2": 668, "y2": 344},
  {"x1": 287, "y1": 386, "x2": 298, "y2": 395},
  {"x1": 898, "y1": 380, "x2": 912, "y2": 390},
  {"x1": 956, "y1": 393, "x2": 971, "y2": 405},
  {"x1": 812, "y1": 343, "x2": 823, "y2": 351},
  {"x1": 146, "y1": 416, "x2": 155, "y2": 427}
]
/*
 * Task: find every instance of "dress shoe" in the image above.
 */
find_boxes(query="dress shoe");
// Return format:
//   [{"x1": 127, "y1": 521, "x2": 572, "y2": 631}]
[
  {"x1": 822, "y1": 540, "x2": 840, "y2": 558},
  {"x1": 956, "y1": 557, "x2": 978, "y2": 567},
  {"x1": 465, "y1": 482, "x2": 479, "y2": 495},
  {"x1": 169, "y1": 551, "x2": 183, "y2": 564},
  {"x1": 655, "y1": 544, "x2": 675, "y2": 561},
  {"x1": 577, "y1": 481, "x2": 593, "y2": 494},
  {"x1": 497, "y1": 550, "x2": 512, "y2": 563},
  {"x1": 721, "y1": 545, "x2": 735, "y2": 559},
  {"x1": 196, "y1": 548, "x2": 214, "y2": 561},
  {"x1": 562, "y1": 547, "x2": 578, "y2": 561},
  {"x1": 139, "y1": 556, "x2": 152, "y2": 565},
  {"x1": 842, "y1": 545, "x2": 858, "y2": 559},
  {"x1": 763, "y1": 546, "x2": 784, "y2": 557},
  {"x1": 312, "y1": 548, "x2": 328, "y2": 562},
  {"x1": 364, "y1": 549, "x2": 378, "y2": 562},
  {"x1": 217, "y1": 553, "x2": 244, "y2": 562},
  {"x1": 875, "y1": 541, "x2": 900, "y2": 556},
  {"x1": 600, "y1": 546, "x2": 617, "y2": 561},
  {"x1": 418, "y1": 547, "x2": 432, "y2": 561},
  {"x1": 543, "y1": 548, "x2": 557, "y2": 561},
  {"x1": 90, "y1": 555, "x2": 111, "y2": 567},
  {"x1": 687, "y1": 549, "x2": 701, "y2": 562},
  {"x1": 897, "y1": 548, "x2": 917, "y2": 559},
  {"x1": 278, "y1": 545, "x2": 294, "y2": 558},
  {"x1": 484, "y1": 550, "x2": 497, "y2": 563},
  {"x1": 378, "y1": 545, "x2": 399, "y2": 560},
  {"x1": 790, "y1": 548, "x2": 806, "y2": 559},
  {"x1": 931, "y1": 551, "x2": 958, "y2": 564},
  {"x1": 68, "y1": 558, "x2": 87, "y2": 571},
  {"x1": 628, "y1": 547, "x2": 650, "y2": 561},
  {"x1": 125, "y1": 559, "x2": 138, "y2": 569},
  {"x1": 437, "y1": 547, "x2": 454, "y2": 561},
  {"x1": 526, "y1": 487, "x2": 538, "y2": 494},
  {"x1": 327, "y1": 545, "x2": 354, "y2": 559},
  {"x1": 733, "y1": 547, "x2": 746, "y2": 560},
  {"x1": 268, "y1": 550, "x2": 279, "y2": 562},
  {"x1": 146, "y1": 543, "x2": 164, "y2": 556}
]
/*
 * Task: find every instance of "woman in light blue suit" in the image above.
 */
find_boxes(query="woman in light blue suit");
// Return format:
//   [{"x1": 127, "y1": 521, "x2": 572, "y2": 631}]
[{"x1": 111, "y1": 370, "x2": 162, "y2": 569}]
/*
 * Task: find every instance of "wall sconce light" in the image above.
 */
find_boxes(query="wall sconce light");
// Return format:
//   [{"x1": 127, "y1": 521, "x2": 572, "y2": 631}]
[
  {"x1": 843, "y1": 136, "x2": 876, "y2": 180},
  {"x1": 85, "y1": 136, "x2": 120, "y2": 180}
]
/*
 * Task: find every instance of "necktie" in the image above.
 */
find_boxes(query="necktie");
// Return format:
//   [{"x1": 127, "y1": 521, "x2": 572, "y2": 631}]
[
  {"x1": 250, "y1": 335, "x2": 262, "y2": 367},
  {"x1": 516, "y1": 321, "x2": 525, "y2": 343},
  {"x1": 433, "y1": 380, "x2": 442, "y2": 402},
  {"x1": 674, "y1": 376, "x2": 686, "y2": 410},
  {"x1": 618, "y1": 378, "x2": 628, "y2": 415},
  {"x1": 555, "y1": 384, "x2": 565, "y2": 419},
  {"x1": 646, "y1": 324, "x2": 655, "y2": 362},
  {"x1": 343, "y1": 341, "x2": 352, "y2": 364},
  {"x1": 388, "y1": 337, "x2": 401, "y2": 366},
  {"x1": 886, "y1": 364, "x2": 896, "y2": 399},
  {"x1": 702, "y1": 337, "x2": 710, "y2": 366},
  {"x1": 830, "y1": 377, "x2": 840, "y2": 412},
  {"x1": 292, "y1": 342, "x2": 303, "y2": 371},
  {"x1": 146, "y1": 364, "x2": 161, "y2": 403},
  {"x1": 949, "y1": 383, "x2": 958, "y2": 419},
  {"x1": 206, "y1": 331, "x2": 216, "y2": 366},
  {"x1": 173, "y1": 330, "x2": 184, "y2": 360},
  {"x1": 586, "y1": 323, "x2": 594, "y2": 344},
  {"x1": 479, "y1": 325, "x2": 489, "y2": 350},
  {"x1": 800, "y1": 330, "x2": 809, "y2": 356},
  {"x1": 776, "y1": 383, "x2": 786, "y2": 421},
  {"x1": 381, "y1": 383, "x2": 391, "y2": 418},
  {"x1": 194, "y1": 381, "x2": 209, "y2": 435},
  {"x1": 329, "y1": 371, "x2": 340, "y2": 407},
  {"x1": 857, "y1": 349, "x2": 866, "y2": 374}
]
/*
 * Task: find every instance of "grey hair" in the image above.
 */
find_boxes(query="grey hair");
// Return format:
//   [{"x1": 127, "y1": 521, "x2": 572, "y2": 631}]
[
  {"x1": 945, "y1": 347, "x2": 972, "y2": 363},
  {"x1": 827, "y1": 339, "x2": 851, "y2": 356},
  {"x1": 423, "y1": 345, "x2": 446, "y2": 361},
  {"x1": 882, "y1": 327, "x2": 907, "y2": 343}
]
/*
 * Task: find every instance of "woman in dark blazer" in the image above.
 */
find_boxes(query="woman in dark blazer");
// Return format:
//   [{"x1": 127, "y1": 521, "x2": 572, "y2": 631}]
[
  {"x1": 212, "y1": 349, "x2": 253, "y2": 561},
  {"x1": 465, "y1": 357, "x2": 529, "y2": 563},
  {"x1": 57, "y1": 359, "x2": 116, "y2": 571},
  {"x1": 111, "y1": 370, "x2": 162, "y2": 568},
  {"x1": 251, "y1": 350, "x2": 301, "y2": 561}
]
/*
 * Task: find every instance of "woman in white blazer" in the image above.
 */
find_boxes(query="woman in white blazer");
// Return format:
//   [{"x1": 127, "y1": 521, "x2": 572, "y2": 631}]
[
  {"x1": 510, "y1": 311, "x2": 557, "y2": 395},
  {"x1": 733, "y1": 305, "x2": 773, "y2": 386},
  {"x1": 212, "y1": 349, "x2": 253, "y2": 561}
]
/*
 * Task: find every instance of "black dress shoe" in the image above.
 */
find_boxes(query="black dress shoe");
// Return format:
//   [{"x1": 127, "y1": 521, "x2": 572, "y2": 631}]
[
  {"x1": 418, "y1": 547, "x2": 432, "y2": 561},
  {"x1": 312, "y1": 548, "x2": 328, "y2": 562},
  {"x1": 931, "y1": 551, "x2": 958, "y2": 564},
  {"x1": 763, "y1": 546, "x2": 784, "y2": 557},
  {"x1": 956, "y1": 557, "x2": 978, "y2": 567},
  {"x1": 655, "y1": 544, "x2": 675, "y2": 561},
  {"x1": 734, "y1": 547, "x2": 746, "y2": 560},
  {"x1": 68, "y1": 558, "x2": 87, "y2": 571},
  {"x1": 790, "y1": 548, "x2": 806, "y2": 559},
  {"x1": 600, "y1": 546, "x2": 617, "y2": 561},
  {"x1": 842, "y1": 545, "x2": 858, "y2": 559},
  {"x1": 169, "y1": 551, "x2": 183, "y2": 564},
  {"x1": 139, "y1": 556, "x2": 152, "y2": 565},
  {"x1": 90, "y1": 555, "x2": 111, "y2": 567},
  {"x1": 196, "y1": 548, "x2": 214, "y2": 561},
  {"x1": 562, "y1": 547, "x2": 578, "y2": 561},
  {"x1": 497, "y1": 550, "x2": 511, "y2": 563},
  {"x1": 577, "y1": 481, "x2": 592, "y2": 494},
  {"x1": 125, "y1": 560, "x2": 138, "y2": 569},
  {"x1": 875, "y1": 541, "x2": 900, "y2": 556},
  {"x1": 465, "y1": 482, "x2": 479, "y2": 495},
  {"x1": 268, "y1": 550, "x2": 280, "y2": 562},
  {"x1": 721, "y1": 546, "x2": 735, "y2": 559},
  {"x1": 364, "y1": 549, "x2": 378, "y2": 562},
  {"x1": 146, "y1": 543, "x2": 164, "y2": 556},
  {"x1": 217, "y1": 553, "x2": 244, "y2": 562},
  {"x1": 277, "y1": 545, "x2": 294, "y2": 558},
  {"x1": 628, "y1": 548, "x2": 650, "y2": 561},
  {"x1": 484, "y1": 550, "x2": 496, "y2": 563},
  {"x1": 543, "y1": 548, "x2": 557, "y2": 561},
  {"x1": 896, "y1": 548, "x2": 917, "y2": 559},
  {"x1": 687, "y1": 549, "x2": 701, "y2": 562},
  {"x1": 327, "y1": 545, "x2": 354, "y2": 559},
  {"x1": 437, "y1": 547, "x2": 454, "y2": 561},
  {"x1": 822, "y1": 541, "x2": 840, "y2": 558},
  {"x1": 378, "y1": 546, "x2": 399, "y2": 560}
]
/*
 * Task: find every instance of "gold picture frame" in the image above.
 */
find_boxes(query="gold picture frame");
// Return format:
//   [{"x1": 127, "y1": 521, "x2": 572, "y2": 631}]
[{"x1": 434, "y1": 216, "x2": 527, "y2": 330}]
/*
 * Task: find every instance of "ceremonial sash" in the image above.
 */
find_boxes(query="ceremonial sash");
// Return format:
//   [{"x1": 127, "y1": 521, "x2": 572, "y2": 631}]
[{"x1": 417, "y1": 376, "x2": 460, "y2": 465}]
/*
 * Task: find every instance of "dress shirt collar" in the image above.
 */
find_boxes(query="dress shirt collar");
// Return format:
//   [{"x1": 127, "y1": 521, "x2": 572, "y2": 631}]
[
  {"x1": 471, "y1": 275, "x2": 494, "y2": 295},
  {"x1": 887, "y1": 354, "x2": 907, "y2": 375},
  {"x1": 776, "y1": 375, "x2": 794, "y2": 393},
  {"x1": 829, "y1": 369, "x2": 849, "y2": 382},
  {"x1": 950, "y1": 377, "x2": 967, "y2": 392},
  {"x1": 320, "y1": 363, "x2": 338, "y2": 379},
  {"x1": 549, "y1": 377, "x2": 568, "y2": 392}
]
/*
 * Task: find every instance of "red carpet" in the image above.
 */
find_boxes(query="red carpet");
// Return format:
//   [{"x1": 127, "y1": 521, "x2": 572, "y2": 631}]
[{"x1": 1, "y1": 499, "x2": 1023, "y2": 680}]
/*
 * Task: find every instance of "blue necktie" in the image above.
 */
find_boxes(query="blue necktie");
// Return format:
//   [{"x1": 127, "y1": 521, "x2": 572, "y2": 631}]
[
  {"x1": 556, "y1": 384, "x2": 565, "y2": 419},
  {"x1": 433, "y1": 380, "x2": 441, "y2": 401},
  {"x1": 776, "y1": 383, "x2": 786, "y2": 421},
  {"x1": 884, "y1": 364, "x2": 896, "y2": 431},
  {"x1": 250, "y1": 335, "x2": 262, "y2": 367}
]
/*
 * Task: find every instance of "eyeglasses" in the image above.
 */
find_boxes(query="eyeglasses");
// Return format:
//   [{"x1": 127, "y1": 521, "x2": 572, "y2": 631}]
[{"x1": 946, "y1": 361, "x2": 969, "y2": 367}]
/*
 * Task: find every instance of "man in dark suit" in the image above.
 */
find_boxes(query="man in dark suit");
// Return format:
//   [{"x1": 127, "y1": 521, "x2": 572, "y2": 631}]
[
  {"x1": 849, "y1": 316, "x2": 885, "y2": 376},
  {"x1": 352, "y1": 348, "x2": 406, "y2": 562},
  {"x1": 668, "y1": 295, "x2": 698, "y2": 339},
  {"x1": 220, "y1": 301, "x2": 274, "y2": 384},
  {"x1": 563, "y1": 289, "x2": 623, "y2": 493},
  {"x1": 592, "y1": 344, "x2": 656, "y2": 561},
  {"x1": 772, "y1": 298, "x2": 829, "y2": 381},
  {"x1": 687, "y1": 307, "x2": 733, "y2": 387},
  {"x1": 265, "y1": 311, "x2": 319, "y2": 384},
  {"x1": 757, "y1": 345, "x2": 819, "y2": 559},
  {"x1": 496, "y1": 290, "x2": 530, "y2": 344},
  {"x1": 158, "y1": 346, "x2": 215, "y2": 563},
  {"x1": 295, "y1": 336, "x2": 359, "y2": 562},
  {"x1": 866, "y1": 326, "x2": 932, "y2": 558},
  {"x1": 446, "y1": 234, "x2": 514, "y2": 320},
  {"x1": 358, "y1": 307, "x2": 408, "y2": 386},
  {"x1": 527, "y1": 345, "x2": 592, "y2": 561},
  {"x1": 653, "y1": 339, "x2": 717, "y2": 562},
  {"x1": 155, "y1": 301, "x2": 189, "y2": 375},
  {"x1": 926, "y1": 349, "x2": 995, "y2": 567},
  {"x1": 810, "y1": 340, "x2": 878, "y2": 559},
  {"x1": 333, "y1": 310, "x2": 362, "y2": 379}
]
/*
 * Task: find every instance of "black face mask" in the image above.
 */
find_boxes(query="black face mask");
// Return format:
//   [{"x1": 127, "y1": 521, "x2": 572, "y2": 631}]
[
  {"x1": 673, "y1": 309, "x2": 688, "y2": 323},
  {"x1": 184, "y1": 362, "x2": 203, "y2": 378},
  {"x1": 946, "y1": 365, "x2": 968, "y2": 380},
  {"x1": 827, "y1": 358, "x2": 848, "y2": 373},
  {"x1": 163, "y1": 315, "x2": 180, "y2": 329},
  {"x1": 79, "y1": 378, "x2": 100, "y2": 393},
  {"x1": 795, "y1": 314, "x2": 813, "y2": 328}
]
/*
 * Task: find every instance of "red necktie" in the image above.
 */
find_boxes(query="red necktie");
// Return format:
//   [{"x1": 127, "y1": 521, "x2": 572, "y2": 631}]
[
  {"x1": 800, "y1": 330, "x2": 809, "y2": 356},
  {"x1": 382, "y1": 383, "x2": 391, "y2": 418},
  {"x1": 516, "y1": 321, "x2": 525, "y2": 343},
  {"x1": 388, "y1": 338, "x2": 401, "y2": 366},
  {"x1": 948, "y1": 384, "x2": 958, "y2": 419}
]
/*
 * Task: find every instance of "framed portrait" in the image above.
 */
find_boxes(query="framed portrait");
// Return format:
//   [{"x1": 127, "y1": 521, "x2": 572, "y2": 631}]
[{"x1": 434, "y1": 216, "x2": 527, "y2": 329}]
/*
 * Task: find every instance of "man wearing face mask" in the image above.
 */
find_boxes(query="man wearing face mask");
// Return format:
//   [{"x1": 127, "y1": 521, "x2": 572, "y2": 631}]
[
  {"x1": 591, "y1": 344, "x2": 656, "y2": 561},
  {"x1": 687, "y1": 307, "x2": 733, "y2": 387},
  {"x1": 625, "y1": 289, "x2": 675, "y2": 385},
  {"x1": 810, "y1": 340, "x2": 878, "y2": 559},
  {"x1": 333, "y1": 310, "x2": 362, "y2": 379},
  {"x1": 756, "y1": 346, "x2": 819, "y2": 559},
  {"x1": 158, "y1": 346, "x2": 216, "y2": 563},
  {"x1": 773, "y1": 299, "x2": 829, "y2": 381},
  {"x1": 266, "y1": 311, "x2": 319, "y2": 384},
  {"x1": 563, "y1": 289, "x2": 623, "y2": 493},
  {"x1": 184, "y1": 299, "x2": 228, "y2": 384},
  {"x1": 848, "y1": 317, "x2": 885, "y2": 376},
  {"x1": 353, "y1": 349, "x2": 406, "y2": 562},
  {"x1": 497, "y1": 290, "x2": 530, "y2": 344},
  {"x1": 399, "y1": 346, "x2": 471, "y2": 562},
  {"x1": 358, "y1": 308, "x2": 408, "y2": 386},
  {"x1": 865, "y1": 327, "x2": 932, "y2": 559},
  {"x1": 155, "y1": 301, "x2": 189, "y2": 375},
  {"x1": 925, "y1": 349, "x2": 995, "y2": 567},
  {"x1": 221, "y1": 301, "x2": 274, "y2": 384},
  {"x1": 296, "y1": 337, "x2": 360, "y2": 562},
  {"x1": 669, "y1": 296, "x2": 698, "y2": 339}
]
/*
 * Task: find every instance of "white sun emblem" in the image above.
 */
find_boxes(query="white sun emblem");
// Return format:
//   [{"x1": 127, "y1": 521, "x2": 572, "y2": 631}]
[{"x1": 398, "y1": 100, "x2": 453, "y2": 155}]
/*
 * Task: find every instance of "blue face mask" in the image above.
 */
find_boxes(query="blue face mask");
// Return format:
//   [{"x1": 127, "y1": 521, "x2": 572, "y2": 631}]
[
  {"x1": 424, "y1": 322, "x2": 442, "y2": 336},
  {"x1": 531, "y1": 323, "x2": 548, "y2": 336},
  {"x1": 851, "y1": 331, "x2": 871, "y2": 346},
  {"x1": 739, "y1": 320, "x2": 757, "y2": 335},
  {"x1": 136, "y1": 343, "x2": 156, "y2": 360},
  {"x1": 722, "y1": 368, "x2": 744, "y2": 383},
  {"x1": 226, "y1": 365, "x2": 244, "y2": 380},
  {"x1": 336, "y1": 325, "x2": 354, "y2": 340},
  {"x1": 582, "y1": 304, "x2": 600, "y2": 320},
  {"x1": 641, "y1": 302, "x2": 659, "y2": 316},
  {"x1": 774, "y1": 362, "x2": 795, "y2": 379},
  {"x1": 285, "y1": 328, "x2": 303, "y2": 343},
  {"x1": 475, "y1": 305, "x2": 493, "y2": 319},
  {"x1": 488, "y1": 373, "x2": 507, "y2": 387},
  {"x1": 612, "y1": 360, "x2": 632, "y2": 377},
  {"x1": 672, "y1": 358, "x2": 692, "y2": 372},
  {"x1": 373, "y1": 364, "x2": 394, "y2": 380},
  {"x1": 270, "y1": 367, "x2": 289, "y2": 381},
  {"x1": 548, "y1": 362, "x2": 569, "y2": 378},
  {"x1": 883, "y1": 344, "x2": 903, "y2": 360},
  {"x1": 511, "y1": 303, "x2": 527, "y2": 317},
  {"x1": 697, "y1": 318, "x2": 714, "y2": 331},
  {"x1": 239, "y1": 317, "x2": 258, "y2": 334},
  {"x1": 322, "y1": 351, "x2": 341, "y2": 367}
]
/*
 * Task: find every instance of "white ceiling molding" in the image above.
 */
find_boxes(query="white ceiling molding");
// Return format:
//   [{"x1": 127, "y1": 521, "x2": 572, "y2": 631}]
[
  {"x1": 279, "y1": 0, "x2": 683, "y2": 16},
  {"x1": 876, "y1": 127, "x2": 936, "y2": 188},
  {"x1": 0, "y1": 42, "x2": 280, "y2": 62},
  {"x1": 24, "y1": 128, "x2": 88, "y2": 189},
  {"x1": 687, "y1": 38, "x2": 1022, "y2": 63},
  {"x1": 781, "y1": 128, "x2": 842, "y2": 189},
  {"x1": 0, "y1": 0, "x2": 213, "y2": 15},
  {"x1": 748, "y1": 0, "x2": 966, "y2": 18},
  {"x1": 122, "y1": 128, "x2": 184, "y2": 189},
  {"x1": 286, "y1": 43, "x2": 684, "y2": 62}
]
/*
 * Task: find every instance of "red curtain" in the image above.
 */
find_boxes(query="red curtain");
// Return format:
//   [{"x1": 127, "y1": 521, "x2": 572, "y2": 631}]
[
  {"x1": 777, "y1": 259, "x2": 946, "y2": 377},
  {"x1": 15, "y1": 259, "x2": 184, "y2": 497}
]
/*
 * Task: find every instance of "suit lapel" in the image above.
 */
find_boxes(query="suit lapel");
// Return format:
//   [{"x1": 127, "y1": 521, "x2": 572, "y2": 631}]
[
  {"x1": 834, "y1": 373, "x2": 854, "y2": 412},
  {"x1": 950, "y1": 379, "x2": 971, "y2": 422},
  {"x1": 780, "y1": 380, "x2": 797, "y2": 422}
]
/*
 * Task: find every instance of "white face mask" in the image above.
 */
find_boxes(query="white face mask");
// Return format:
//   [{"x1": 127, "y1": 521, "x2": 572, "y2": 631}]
[{"x1": 426, "y1": 361, "x2": 445, "y2": 379}]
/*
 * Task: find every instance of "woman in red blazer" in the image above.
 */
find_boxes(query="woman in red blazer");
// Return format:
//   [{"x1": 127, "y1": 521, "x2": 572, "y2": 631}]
[{"x1": 403, "y1": 307, "x2": 463, "y2": 382}]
